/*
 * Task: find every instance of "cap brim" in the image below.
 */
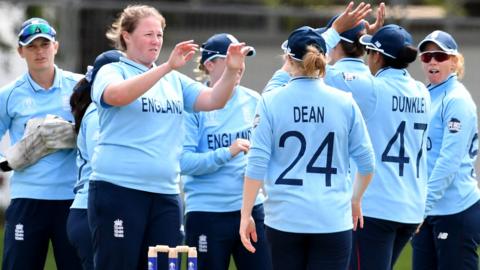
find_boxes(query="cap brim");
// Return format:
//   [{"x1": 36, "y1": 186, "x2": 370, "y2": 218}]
[
  {"x1": 246, "y1": 46, "x2": 256, "y2": 57},
  {"x1": 358, "y1": 34, "x2": 373, "y2": 47},
  {"x1": 203, "y1": 46, "x2": 256, "y2": 64},
  {"x1": 19, "y1": 34, "x2": 55, "y2": 46},
  {"x1": 280, "y1": 40, "x2": 288, "y2": 52},
  {"x1": 418, "y1": 38, "x2": 457, "y2": 54}
]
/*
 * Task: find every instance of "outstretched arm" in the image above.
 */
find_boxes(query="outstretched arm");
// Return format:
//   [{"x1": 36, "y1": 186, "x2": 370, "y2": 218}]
[
  {"x1": 102, "y1": 40, "x2": 198, "y2": 106},
  {"x1": 194, "y1": 44, "x2": 251, "y2": 111}
]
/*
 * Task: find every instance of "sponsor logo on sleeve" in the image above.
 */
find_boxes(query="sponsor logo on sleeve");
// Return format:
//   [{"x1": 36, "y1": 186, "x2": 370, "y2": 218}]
[{"x1": 447, "y1": 118, "x2": 461, "y2": 133}]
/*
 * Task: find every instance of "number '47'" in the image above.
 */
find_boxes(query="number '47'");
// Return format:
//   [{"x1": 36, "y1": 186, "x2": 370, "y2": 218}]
[{"x1": 381, "y1": 121, "x2": 427, "y2": 177}]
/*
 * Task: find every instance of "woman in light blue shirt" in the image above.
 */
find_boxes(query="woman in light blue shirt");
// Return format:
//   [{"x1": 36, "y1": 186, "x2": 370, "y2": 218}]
[
  {"x1": 240, "y1": 26, "x2": 375, "y2": 270},
  {"x1": 180, "y1": 33, "x2": 271, "y2": 270},
  {"x1": 88, "y1": 5, "x2": 251, "y2": 270},
  {"x1": 66, "y1": 50, "x2": 122, "y2": 270},
  {"x1": 412, "y1": 30, "x2": 480, "y2": 270}
]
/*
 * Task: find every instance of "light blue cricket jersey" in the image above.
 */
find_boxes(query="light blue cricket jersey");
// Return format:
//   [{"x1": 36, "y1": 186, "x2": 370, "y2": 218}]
[
  {"x1": 425, "y1": 74, "x2": 480, "y2": 216},
  {"x1": 181, "y1": 85, "x2": 265, "y2": 213},
  {"x1": 0, "y1": 66, "x2": 82, "y2": 199},
  {"x1": 329, "y1": 67, "x2": 431, "y2": 224},
  {"x1": 71, "y1": 103, "x2": 99, "y2": 209},
  {"x1": 246, "y1": 77, "x2": 375, "y2": 233},
  {"x1": 91, "y1": 57, "x2": 203, "y2": 194}
]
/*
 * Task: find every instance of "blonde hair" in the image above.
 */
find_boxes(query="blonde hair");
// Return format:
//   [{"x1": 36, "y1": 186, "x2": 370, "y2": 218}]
[
  {"x1": 106, "y1": 5, "x2": 166, "y2": 51},
  {"x1": 452, "y1": 53, "x2": 465, "y2": 79},
  {"x1": 290, "y1": 45, "x2": 326, "y2": 77},
  {"x1": 193, "y1": 56, "x2": 209, "y2": 82}
]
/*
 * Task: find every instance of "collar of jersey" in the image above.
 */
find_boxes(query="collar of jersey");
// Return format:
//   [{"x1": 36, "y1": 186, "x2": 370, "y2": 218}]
[
  {"x1": 427, "y1": 73, "x2": 456, "y2": 92},
  {"x1": 375, "y1": 67, "x2": 407, "y2": 78},
  {"x1": 26, "y1": 65, "x2": 61, "y2": 92},
  {"x1": 119, "y1": 56, "x2": 157, "y2": 73},
  {"x1": 333, "y1": 58, "x2": 365, "y2": 69},
  {"x1": 289, "y1": 76, "x2": 319, "y2": 82}
]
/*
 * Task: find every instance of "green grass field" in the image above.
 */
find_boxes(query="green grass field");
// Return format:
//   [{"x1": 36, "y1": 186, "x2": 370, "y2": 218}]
[{"x1": 0, "y1": 224, "x2": 413, "y2": 270}]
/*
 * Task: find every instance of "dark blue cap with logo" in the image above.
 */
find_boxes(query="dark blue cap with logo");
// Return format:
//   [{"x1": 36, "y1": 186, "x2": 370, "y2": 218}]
[
  {"x1": 326, "y1": 14, "x2": 366, "y2": 43},
  {"x1": 359, "y1": 24, "x2": 413, "y2": 59},
  {"x1": 18, "y1": 18, "x2": 56, "y2": 46},
  {"x1": 417, "y1": 30, "x2": 458, "y2": 54},
  {"x1": 281, "y1": 26, "x2": 327, "y2": 52},
  {"x1": 83, "y1": 50, "x2": 123, "y2": 85},
  {"x1": 285, "y1": 26, "x2": 326, "y2": 61},
  {"x1": 200, "y1": 33, "x2": 255, "y2": 64}
]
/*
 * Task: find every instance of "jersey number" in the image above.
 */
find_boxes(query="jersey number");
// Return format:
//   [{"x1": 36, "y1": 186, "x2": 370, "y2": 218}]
[
  {"x1": 381, "y1": 121, "x2": 427, "y2": 177},
  {"x1": 275, "y1": 131, "x2": 337, "y2": 186}
]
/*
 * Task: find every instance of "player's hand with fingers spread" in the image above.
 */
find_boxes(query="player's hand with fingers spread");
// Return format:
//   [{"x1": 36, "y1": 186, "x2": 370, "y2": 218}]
[
  {"x1": 365, "y1": 2, "x2": 386, "y2": 34},
  {"x1": 352, "y1": 199, "x2": 364, "y2": 231},
  {"x1": 167, "y1": 40, "x2": 198, "y2": 70},
  {"x1": 229, "y1": 139, "x2": 250, "y2": 157},
  {"x1": 239, "y1": 214, "x2": 257, "y2": 253},
  {"x1": 332, "y1": 1, "x2": 372, "y2": 34},
  {"x1": 225, "y1": 43, "x2": 250, "y2": 71}
]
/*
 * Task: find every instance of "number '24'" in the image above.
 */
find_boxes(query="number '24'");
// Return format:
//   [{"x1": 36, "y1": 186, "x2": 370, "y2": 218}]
[{"x1": 275, "y1": 131, "x2": 337, "y2": 187}]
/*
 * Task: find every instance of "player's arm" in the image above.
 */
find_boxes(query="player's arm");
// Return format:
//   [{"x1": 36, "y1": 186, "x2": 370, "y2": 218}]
[
  {"x1": 180, "y1": 113, "x2": 239, "y2": 176},
  {"x1": 240, "y1": 98, "x2": 272, "y2": 253},
  {"x1": 102, "y1": 40, "x2": 198, "y2": 107},
  {"x1": 424, "y1": 97, "x2": 476, "y2": 214},
  {"x1": 0, "y1": 89, "x2": 13, "y2": 172},
  {"x1": 194, "y1": 44, "x2": 251, "y2": 111},
  {"x1": 348, "y1": 97, "x2": 375, "y2": 230},
  {"x1": 262, "y1": 60, "x2": 292, "y2": 94},
  {"x1": 240, "y1": 176, "x2": 262, "y2": 253}
]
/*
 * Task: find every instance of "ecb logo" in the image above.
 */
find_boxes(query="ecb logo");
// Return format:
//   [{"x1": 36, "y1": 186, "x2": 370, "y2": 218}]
[{"x1": 21, "y1": 97, "x2": 36, "y2": 113}]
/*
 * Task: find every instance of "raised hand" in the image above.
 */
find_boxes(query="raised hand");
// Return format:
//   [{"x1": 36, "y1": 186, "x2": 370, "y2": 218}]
[
  {"x1": 225, "y1": 43, "x2": 250, "y2": 71},
  {"x1": 365, "y1": 2, "x2": 386, "y2": 34},
  {"x1": 332, "y1": 2, "x2": 372, "y2": 34},
  {"x1": 167, "y1": 40, "x2": 198, "y2": 70}
]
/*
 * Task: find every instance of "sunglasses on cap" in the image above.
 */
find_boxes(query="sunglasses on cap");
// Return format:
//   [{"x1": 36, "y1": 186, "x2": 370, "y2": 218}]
[
  {"x1": 18, "y1": 23, "x2": 56, "y2": 44},
  {"x1": 420, "y1": 51, "x2": 450, "y2": 63}
]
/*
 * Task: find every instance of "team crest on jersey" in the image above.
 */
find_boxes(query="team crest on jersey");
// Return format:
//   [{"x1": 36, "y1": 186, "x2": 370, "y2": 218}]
[
  {"x1": 204, "y1": 111, "x2": 218, "y2": 126},
  {"x1": 447, "y1": 118, "x2": 461, "y2": 133},
  {"x1": 342, "y1": 72, "x2": 357, "y2": 81},
  {"x1": 252, "y1": 114, "x2": 260, "y2": 128},
  {"x1": 21, "y1": 97, "x2": 36, "y2": 112}
]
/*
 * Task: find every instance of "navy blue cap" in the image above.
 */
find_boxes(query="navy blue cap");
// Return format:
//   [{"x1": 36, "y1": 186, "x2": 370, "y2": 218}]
[
  {"x1": 417, "y1": 30, "x2": 458, "y2": 54},
  {"x1": 281, "y1": 26, "x2": 327, "y2": 52},
  {"x1": 86, "y1": 50, "x2": 123, "y2": 83},
  {"x1": 200, "y1": 33, "x2": 255, "y2": 64},
  {"x1": 326, "y1": 14, "x2": 366, "y2": 43},
  {"x1": 359, "y1": 24, "x2": 413, "y2": 59},
  {"x1": 18, "y1": 18, "x2": 56, "y2": 46},
  {"x1": 285, "y1": 26, "x2": 326, "y2": 61}
]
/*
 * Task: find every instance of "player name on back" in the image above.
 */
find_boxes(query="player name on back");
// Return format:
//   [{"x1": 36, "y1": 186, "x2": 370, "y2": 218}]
[
  {"x1": 293, "y1": 106, "x2": 325, "y2": 123},
  {"x1": 391, "y1": 96, "x2": 426, "y2": 114}
]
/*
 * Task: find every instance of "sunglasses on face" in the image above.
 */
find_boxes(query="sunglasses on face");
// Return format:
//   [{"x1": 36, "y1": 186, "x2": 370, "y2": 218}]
[
  {"x1": 420, "y1": 51, "x2": 450, "y2": 63},
  {"x1": 18, "y1": 23, "x2": 56, "y2": 43}
]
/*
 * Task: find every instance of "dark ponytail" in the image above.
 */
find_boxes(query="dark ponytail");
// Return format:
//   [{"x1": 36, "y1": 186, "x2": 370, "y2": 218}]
[
  {"x1": 383, "y1": 46, "x2": 418, "y2": 69},
  {"x1": 70, "y1": 78, "x2": 92, "y2": 134}
]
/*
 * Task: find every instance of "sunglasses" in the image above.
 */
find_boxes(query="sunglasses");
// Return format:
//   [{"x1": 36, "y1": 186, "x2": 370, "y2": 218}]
[
  {"x1": 18, "y1": 23, "x2": 56, "y2": 43},
  {"x1": 420, "y1": 51, "x2": 450, "y2": 63}
]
